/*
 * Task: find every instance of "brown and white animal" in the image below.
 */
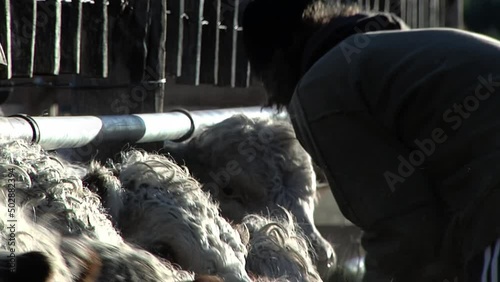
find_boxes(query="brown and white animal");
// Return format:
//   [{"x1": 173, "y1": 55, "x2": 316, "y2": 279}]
[
  {"x1": 84, "y1": 150, "x2": 252, "y2": 282},
  {"x1": 163, "y1": 115, "x2": 335, "y2": 277}
]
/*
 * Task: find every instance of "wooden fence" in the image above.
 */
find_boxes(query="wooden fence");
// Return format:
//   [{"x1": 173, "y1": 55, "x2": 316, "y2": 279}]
[{"x1": 0, "y1": 0, "x2": 464, "y2": 114}]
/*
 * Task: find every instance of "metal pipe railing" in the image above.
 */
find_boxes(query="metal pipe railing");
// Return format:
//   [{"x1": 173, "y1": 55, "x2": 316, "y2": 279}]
[{"x1": 0, "y1": 107, "x2": 288, "y2": 150}]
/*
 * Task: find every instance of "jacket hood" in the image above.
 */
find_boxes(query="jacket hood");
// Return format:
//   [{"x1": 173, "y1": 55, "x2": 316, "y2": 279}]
[{"x1": 300, "y1": 12, "x2": 409, "y2": 75}]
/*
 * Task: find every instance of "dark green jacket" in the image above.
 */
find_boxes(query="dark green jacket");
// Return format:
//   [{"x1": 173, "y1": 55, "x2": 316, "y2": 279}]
[{"x1": 288, "y1": 27, "x2": 500, "y2": 281}]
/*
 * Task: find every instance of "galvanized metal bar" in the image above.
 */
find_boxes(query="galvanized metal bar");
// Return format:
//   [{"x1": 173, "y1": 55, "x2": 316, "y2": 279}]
[{"x1": 0, "y1": 107, "x2": 288, "y2": 151}]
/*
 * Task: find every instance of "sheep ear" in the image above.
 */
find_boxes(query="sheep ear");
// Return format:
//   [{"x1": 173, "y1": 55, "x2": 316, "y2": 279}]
[
  {"x1": 0, "y1": 251, "x2": 53, "y2": 282},
  {"x1": 234, "y1": 224, "x2": 250, "y2": 246}
]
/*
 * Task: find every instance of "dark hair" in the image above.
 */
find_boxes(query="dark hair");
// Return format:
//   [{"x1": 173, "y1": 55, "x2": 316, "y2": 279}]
[
  {"x1": 242, "y1": 0, "x2": 407, "y2": 108},
  {"x1": 242, "y1": 0, "x2": 312, "y2": 79}
]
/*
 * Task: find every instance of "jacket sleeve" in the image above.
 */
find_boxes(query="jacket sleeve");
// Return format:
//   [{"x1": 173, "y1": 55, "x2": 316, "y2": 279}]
[{"x1": 287, "y1": 39, "x2": 448, "y2": 281}]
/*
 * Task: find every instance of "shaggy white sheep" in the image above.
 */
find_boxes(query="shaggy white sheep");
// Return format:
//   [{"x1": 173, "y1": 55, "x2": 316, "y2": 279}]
[
  {"x1": 163, "y1": 115, "x2": 335, "y2": 277},
  {"x1": 0, "y1": 140, "x2": 122, "y2": 245},
  {"x1": 85, "y1": 150, "x2": 252, "y2": 282},
  {"x1": 0, "y1": 185, "x2": 196, "y2": 281},
  {"x1": 242, "y1": 209, "x2": 322, "y2": 282},
  {"x1": 0, "y1": 139, "x2": 204, "y2": 281}
]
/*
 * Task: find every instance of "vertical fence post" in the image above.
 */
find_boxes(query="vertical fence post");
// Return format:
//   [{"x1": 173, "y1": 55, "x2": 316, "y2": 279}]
[
  {"x1": 411, "y1": 0, "x2": 418, "y2": 28},
  {"x1": 34, "y1": 0, "x2": 61, "y2": 75},
  {"x1": 0, "y1": 0, "x2": 11, "y2": 79},
  {"x1": 80, "y1": 0, "x2": 108, "y2": 78},
  {"x1": 217, "y1": 0, "x2": 236, "y2": 87},
  {"x1": 166, "y1": 0, "x2": 183, "y2": 77},
  {"x1": 147, "y1": 0, "x2": 168, "y2": 113},
  {"x1": 400, "y1": 0, "x2": 407, "y2": 23},
  {"x1": 10, "y1": 0, "x2": 36, "y2": 77},
  {"x1": 60, "y1": 0, "x2": 82, "y2": 74},
  {"x1": 235, "y1": 0, "x2": 250, "y2": 87},
  {"x1": 429, "y1": 0, "x2": 439, "y2": 27},
  {"x1": 418, "y1": 0, "x2": 428, "y2": 27},
  {"x1": 200, "y1": 0, "x2": 219, "y2": 85},
  {"x1": 445, "y1": 0, "x2": 464, "y2": 28},
  {"x1": 439, "y1": 0, "x2": 446, "y2": 26},
  {"x1": 177, "y1": 0, "x2": 204, "y2": 85}
]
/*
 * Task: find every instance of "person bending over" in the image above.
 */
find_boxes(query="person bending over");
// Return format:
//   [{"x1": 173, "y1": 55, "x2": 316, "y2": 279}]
[{"x1": 241, "y1": 0, "x2": 500, "y2": 281}]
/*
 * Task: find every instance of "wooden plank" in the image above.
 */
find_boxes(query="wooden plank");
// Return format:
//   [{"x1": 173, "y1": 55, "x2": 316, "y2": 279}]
[
  {"x1": 235, "y1": 0, "x2": 250, "y2": 88},
  {"x1": 80, "y1": 0, "x2": 108, "y2": 78},
  {"x1": 418, "y1": 0, "x2": 428, "y2": 27},
  {"x1": 400, "y1": 0, "x2": 407, "y2": 23},
  {"x1": 166, "y1": 0, "x2": 183, "y2": 77},
  {"x1": 384, "y1": 0, "x2": 391, "y2": 12},
  {"x1": 146, "y1": 0, "x2": 168, "y2": 112},
  {"x1": 10, "y1": 0, "x2": 36, "y2": 77},
  {"x1": 111, "y1": 0, "x2": 149, "y2": 83},
  {"x1": 60, "y1": 0, "x2": 82, "y2": 74},
  {"x1": 411, "y1": 0, "x2": 418, "y2": 28},
  {"x1": 445, "y1": 0, "x2": 463, "y2": 28},
  {"x1": 439, "y1": 0, "x2": 446, "y2": 26},
  {"x1": 216, "y1": 0, "x2": 236, "y2": 87},
  {"x1": 430, "y1": 0, "x2": 439, "y2": 27},
  {"x1": 176, "y1": 0, "x2": 204, "y2": 85},
  {"x1": 34, "y1": 0, "x2": 61, "y2": 75},
  {"x1": 199, "y1": 0, "x2": 219, "y2": 85},
  {"x1": 0, "y1": 0, "x2": 11, "y2": 79}
]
